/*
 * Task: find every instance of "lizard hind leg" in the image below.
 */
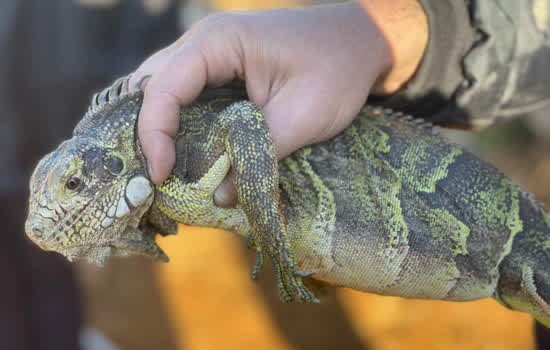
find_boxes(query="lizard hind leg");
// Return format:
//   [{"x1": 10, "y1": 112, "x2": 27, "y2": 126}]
[{"x1": 217, "y1": 101, "x2": 318, "y2": 303}]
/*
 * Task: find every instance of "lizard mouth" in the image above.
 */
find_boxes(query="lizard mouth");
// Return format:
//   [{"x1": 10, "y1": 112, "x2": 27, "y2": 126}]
[
  {"x1": 60, "y1": 176, "x2": 159, "y2": 265},
  {"x1": 62, "y1": 235, "x2": 169, "y2": 266}
]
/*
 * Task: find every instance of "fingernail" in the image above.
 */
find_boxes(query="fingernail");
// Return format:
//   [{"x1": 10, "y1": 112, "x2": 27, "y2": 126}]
[
  {"x1": 147, "y1": 162, "x2": 155, "y2": 180},
  {"x1": 138, "y1": 75, "x2": 152, "y2": 90}
]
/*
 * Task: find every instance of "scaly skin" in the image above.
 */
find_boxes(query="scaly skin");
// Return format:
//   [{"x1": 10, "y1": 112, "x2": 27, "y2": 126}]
[{"x1": 25, "y1": 77, "x2": 550, "y2": 324}]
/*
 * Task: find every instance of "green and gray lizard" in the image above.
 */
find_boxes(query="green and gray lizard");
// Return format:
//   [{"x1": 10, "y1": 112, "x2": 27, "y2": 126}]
[{"x1": 25, "y1": 76, "x2": 550, "y2": 326}]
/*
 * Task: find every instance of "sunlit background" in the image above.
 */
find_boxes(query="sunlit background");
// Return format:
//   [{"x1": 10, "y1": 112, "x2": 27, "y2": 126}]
[{"x1": 14, "y1": 0, "x2": 550, "y2": 349}]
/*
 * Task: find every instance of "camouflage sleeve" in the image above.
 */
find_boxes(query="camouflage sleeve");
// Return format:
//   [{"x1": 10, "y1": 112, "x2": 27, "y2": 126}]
[{"x1": 374, "y1": 0, "x2": 550, "y2": 130}]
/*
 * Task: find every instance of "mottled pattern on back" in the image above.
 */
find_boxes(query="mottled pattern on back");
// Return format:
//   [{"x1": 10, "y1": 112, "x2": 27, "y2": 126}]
[{"x1": 281, "y1": 109, "x2": 521, "y2": 300}]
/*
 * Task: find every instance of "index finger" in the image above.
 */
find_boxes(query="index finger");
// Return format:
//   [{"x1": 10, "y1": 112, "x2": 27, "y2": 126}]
[{"x1": 138, "y1": 48, "x2": 208, "y2": 183}]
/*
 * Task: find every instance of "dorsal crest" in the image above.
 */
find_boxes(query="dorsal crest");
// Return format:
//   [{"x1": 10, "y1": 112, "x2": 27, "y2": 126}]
[{"x1": 73, "y1": 75, "x2": 145, "y2": 136}]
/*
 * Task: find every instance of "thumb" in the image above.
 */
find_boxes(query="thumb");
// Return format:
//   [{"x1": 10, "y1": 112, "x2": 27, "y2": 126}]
[{"x1": 214, "y1": 170, "x2": 238, "y2": 208}]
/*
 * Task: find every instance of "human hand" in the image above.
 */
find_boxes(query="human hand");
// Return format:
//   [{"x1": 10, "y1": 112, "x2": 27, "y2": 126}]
[{"x1": 131, "y1": 0, "x2": 427, "y2": 206}]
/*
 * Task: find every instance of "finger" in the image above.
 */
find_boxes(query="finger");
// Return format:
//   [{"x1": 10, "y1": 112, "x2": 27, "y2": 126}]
[
  {"x1": 137, "y1": 15, "x2": 248, "y2": 183},
  {"x1": 138, "y1": 47, "x2": 208, "y2": 183},
  {"x1": 214, "y1": 170, "x2": 238, "y2": 208},
  {"x1": 129, "y1": 41, "x2": 180, "y2": 90},
  {"x1": 262, "y1": 76, "x2": 341, "y2": 160}
]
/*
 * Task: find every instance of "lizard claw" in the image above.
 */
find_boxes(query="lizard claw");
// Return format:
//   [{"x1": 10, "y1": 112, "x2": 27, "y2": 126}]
[
  {"x1": 246, "y1": 234, "x2": 256, "y2": 250},
  {"x1": 248, "y1": 242, "x2": 316, "y2": 302},
  {"x1": 250, "y1": 250, "x2": 264, "y2": 281},
  {"x1": 271, "y1": 254, "x2": 318, "y2": 303},
  {"x1": 294, "y1": 269, "x2": 315, "y2": 278},
  {"x1": 287, "y1": 275, "x2": 318, "y2": 303}
]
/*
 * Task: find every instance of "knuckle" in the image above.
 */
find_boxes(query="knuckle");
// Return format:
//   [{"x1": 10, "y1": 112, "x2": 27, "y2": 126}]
[{"x1": 198, "y1": 12, "x2": 248, "y2": 34}]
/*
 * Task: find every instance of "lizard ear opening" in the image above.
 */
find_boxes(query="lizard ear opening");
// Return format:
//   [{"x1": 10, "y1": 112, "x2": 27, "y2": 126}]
[{"x1": 107, "y1": 156, "x2": 125, "y2": 175}]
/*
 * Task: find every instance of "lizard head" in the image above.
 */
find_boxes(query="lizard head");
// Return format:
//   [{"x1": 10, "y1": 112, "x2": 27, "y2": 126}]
[{"x1": 25, "y1": 76, "x2": 166, "y2": 264}]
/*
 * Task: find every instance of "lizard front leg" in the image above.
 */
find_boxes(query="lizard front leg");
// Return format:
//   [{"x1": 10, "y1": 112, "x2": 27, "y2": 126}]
[{"x1": 210, "y1": 101, "x2": 317, "y2": 303}]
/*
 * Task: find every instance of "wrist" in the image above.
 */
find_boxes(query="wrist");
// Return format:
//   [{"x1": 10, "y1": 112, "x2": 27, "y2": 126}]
[{"x1": 360, "y1": 0, "x2": 428, "y2": 95}]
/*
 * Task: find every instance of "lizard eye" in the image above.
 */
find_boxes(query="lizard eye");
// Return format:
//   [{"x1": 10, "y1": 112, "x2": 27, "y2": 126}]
[
  {"x1": 107, "y1": 156, "x2": 124, "y2": 175},
  {"x1": 66, "y1": 177, "x2": 81, "y2": 190}
]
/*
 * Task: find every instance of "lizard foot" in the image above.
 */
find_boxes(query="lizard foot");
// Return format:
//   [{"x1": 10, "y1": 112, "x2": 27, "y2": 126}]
[
  {"x1": 271, "y1": 255, "x2": 319, "y2": 303},
  {"x1": 277, "y1": 240, "x2": 319, "y2": 303},
  {"x1": 248, "y1": 235, "x2": 318, "y2": 302},
  {"x1": 251, "y1": 250, "x2": 264, "y2": 281}
]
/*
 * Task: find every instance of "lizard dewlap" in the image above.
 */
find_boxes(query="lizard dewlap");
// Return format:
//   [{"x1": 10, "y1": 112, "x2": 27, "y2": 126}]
[{"x1": 25, "y1": 76, "x2": 550, "y2": 325}]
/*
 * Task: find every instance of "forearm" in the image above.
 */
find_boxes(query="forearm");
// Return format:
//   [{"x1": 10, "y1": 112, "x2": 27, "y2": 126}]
[
  {"x1": 367, "y1": 0, "x2": 550, "y2": 129},
  {"x1": 360, "y1": 0, "x2": 429, "y2": 95}
]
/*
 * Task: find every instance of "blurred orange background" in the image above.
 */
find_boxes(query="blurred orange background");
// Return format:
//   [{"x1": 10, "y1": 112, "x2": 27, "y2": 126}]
[{"x1": 76, "y1": 1, "x2": 541, "y2": 350}]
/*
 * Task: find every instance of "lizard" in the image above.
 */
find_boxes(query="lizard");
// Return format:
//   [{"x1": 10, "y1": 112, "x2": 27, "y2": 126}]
[{"x1": 25, "y1": 75, "x2": 550, "y2": 327}]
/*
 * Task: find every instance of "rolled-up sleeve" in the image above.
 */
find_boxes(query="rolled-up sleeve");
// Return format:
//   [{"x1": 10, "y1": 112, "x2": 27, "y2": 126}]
[{"x1": 375, "y1": 0, "x2": 550, "y2": 129}]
